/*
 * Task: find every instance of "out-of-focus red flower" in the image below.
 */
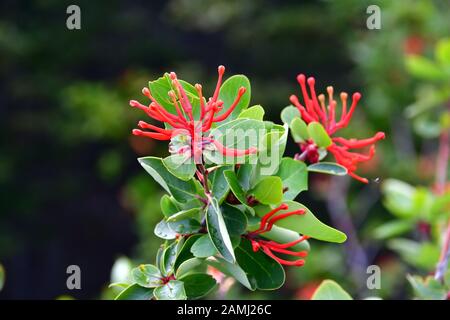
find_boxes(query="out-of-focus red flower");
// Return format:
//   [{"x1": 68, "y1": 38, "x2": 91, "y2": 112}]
[
  {"x1": 290, "y1": 74, "x2": 386, "y2": 183},
  {"x1": 129, "y1": 66, "x2": 256, "y2": 162},
  {"x1": 245, "y1": 204, "x2": 309, "y2": 266},
  {"x1": 403, "y1": 35, "x2": 425, "y2": 55},
  {"x1": 295, "y1": 281, "x2": 321, "y2": 300}
]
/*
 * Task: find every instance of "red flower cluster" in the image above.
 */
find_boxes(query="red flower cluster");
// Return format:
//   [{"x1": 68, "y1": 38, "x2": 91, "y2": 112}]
[
  {"x1": 290, "y1": 74, "x2": 385, "y2": 183},
  {"x1": 130, "y1": 66, "x2": 257, "y2": 162},
  {"x1": 246, "y1": 204, "x2": 309, "y2": 266}
]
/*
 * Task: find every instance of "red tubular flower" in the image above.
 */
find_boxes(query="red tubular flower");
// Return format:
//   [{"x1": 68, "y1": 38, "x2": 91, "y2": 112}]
[
  {"x1": 246, "y1": 204, "x2": 309, "y2": 267},
  {"x1": 290, "y1": 74, "x2": 386, "y2": 183},
  {"x1": 130, "y1": 66, "x2": 257, "y2": 161}
]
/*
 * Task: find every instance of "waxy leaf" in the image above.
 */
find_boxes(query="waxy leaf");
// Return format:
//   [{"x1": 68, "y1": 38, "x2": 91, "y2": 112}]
[
  {"x1": 206, "y1": 257, "x2": 254, "y2": 290},
  {"x1": 280, "y1": 105, "x2": 300, "y2": 125},
  {"x1": 275, "y1": 158, "x2": 308, "y2": 200},
  {"x1": 308, "y1": 162, "x2": 348, "y2": 176},
  {"x1": 115, "y1": 284, "x2": 154, "y2": 300},
  {"x1": 307, "y1": 122, "x2": 332, "y2": 148},
  {"x1": 174, "y1": 234, "x2": 202, "y2": 270},
  {"x1": 163, "y1": 154, "x2": 196, "y2": 181},
  {"x1": 237, "y1": 163, "x2": 254, "y2": 191},
  {"x1": 154, "y1": 280, "x2": 187, "y2": 300},
  {"x1": 168, "y1": 219, "x2": 202, "y2": 234},
  {"x1": 217, "y1": 75, "x2": 251, "y2": 123},
  {"x1": 175, "y1": 258, "x2": 204, "y2": 278},
  {"x1": 148, "y1": 75, "x2": 201, "y2": 121},
  {"x1": 209, "y1": 165, "x2": 232, "y2": 203},
  {"x1": 180, "y1": 273, "x2": 217, "y2": 299},
  {"x1": 161, "y1": 240, "x2": 183, "y2": 276},
  {"x1": 311, "y1": 280, "x2": 353, "y2": 300},
  {"x1": 238, "y1": 105, "x2": 265, "y2": 121},
  {"x1": 131, "y1": 264, "x2": 162, "y2": 288},
  {"x1": 255, "y1": 201, "x2": 347, "y2": 243},
  {"x1": 235, "y1": 239, "x2": 285, "y2": 290},
  {"x1": 160, "y1": 195, "x2": 180, "y2": 218},
  {"x1": 206, "y1": 197, "x2": 236, "y2": 263},
  {"x1": 221, "y1": 204, "x2": 247, "y2": 235},
  {"x1": 138, "y1": 157, "x2": 201, "y2": 203},
  {"x1": 290, "y1": 117, "x2": 309, "y2": 142},
  {"x1": 256, "y1": 123, "x2": 288, "y2": 176},
  {"x1": 154, "y1": 220, "x2": 178, "y2": 240},
  {"x1": 249, "y1": 176, "x2": 283, "y2": 205},
  {"x1": 166, "y1": 208, "x2": 201, "y2": 222},
  {"x1": 223, "y1": 170, "x2": 248, "y2": 205},
  {"x1": 191, "y1": 234, "x2": 218, "y2": 258}
]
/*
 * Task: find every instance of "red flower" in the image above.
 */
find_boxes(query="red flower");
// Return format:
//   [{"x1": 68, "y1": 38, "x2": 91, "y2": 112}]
[
  {"x1": 290, "y1": 74, "x2": 386, "y2": 183},
  {"x1": 130, "y1": 66, "x2": 257, "y2": 162},
  {"x1": 246, "y1": 204, "x2": 309, "y2": 267}
]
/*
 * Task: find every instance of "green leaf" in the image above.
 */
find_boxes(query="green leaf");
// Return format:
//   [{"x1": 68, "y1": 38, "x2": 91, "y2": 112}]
[
  {"x1": 191, "y1": 234, "x2": 218, "y2": 258},
  {"x1": 290, "y1": 118, "x2": 309, "y2": 142},
  {"x1": 204, "y1": 118, "x2": 265, "y2": 164},
  {"x1": 238, "y1": 105, "x2": 265, "y2": 121},
  {"x1": 162, "y1": 154, "x2": 196, "y2": 181},
  {"x1": 249, "y1": 176, "x2": 283, "y2": 205},
  {"x1": 311, "y1": 280, "x2": 353, "y2": 300},
  {"x1": 256, "y1": 201, "x2": 347, "y2": 243},
  {"x1": 154, "y1": 280, "x2": 187, "y2": 300},
  {"x1": 235, "y1": 239, "x2": 285, "y2": 290},
  {"x1": 406, "y1": 55, "x2": 446, "y2": 80},
  {"x1": 206, "y1": 197, "x2": 236, "y2": 263},
  {"x1": 138, "y1": 157, "x2": 201, "y2": 203},
  {"x1": 161, "y1": 240, "x2": 183, "y2": 276},
  {"x1": 256, "y1": 123, "x2": 288, "y2": 176},
  {"x1": 154, "y1": 220, "x2": 178, "y2": 240},
  {"x1": 280, "y1": 105, "x2": 300, "y2": 125},
  {"x1": 388, "y1": 239, "x2": 440, "y2": 270},
  {"x1": 224, "y1": 170, "x2": 248, "y2": 205},
  {"x1": 308, "y1": 162, "x2": 348, "y2": 176},
  {"x1": 407, "y1": 274, "x2": 447, "y2": 300},
  {"x1": 207, "y1": 257, "x2": 254, "y2": 290},
  {"x1": 237, "y1": 164, "x2": 254, "y2": 191},
  {"x1": 174, "y1": 234, "x2": 202, "y2": 270},
  {"x1": 217, "y1": 75, "x2": 251, "y2": 123},
  {"x1": 275, "y1": 158, "x2": 308, "y2": 200},
  {"x1": 307, "y1": 122, "x2": 332, "y2": 148},
  {"x1": 160, "y1": 195, "x2": 180, "y2": 218},
  {"x1": 175, "y1": 258, "x2": 204, "y2": 278},
  {"x1": 166, "y1": 207, "x2": 201, "y2": 222},
  {"x1": 209, "y1": 165, "x2": 232, "y2": 203},
  {"x1": 180, "y1": 273, "x2": 217, "y2": 299},
  {"x1": 381, "y1": 179, "x2": 418, "y2": 218},
  {"x1": 131, "y1": 264, "x2": 162, "y2": 288},
  {"x1": 114, "y1": 284, "x2": 154, "y2": 300},
  {"x1": 373, "y1": 220, "x2": 415, "y2": 239},
  {"x1": 148, "y1": 75, "x2": 201, "y2": 121},
  {"x1": 168, "y1": 219, "x2": 202, "y2": 234},
  {"x1": 221, "y1": 204, "x2": 247, "y2": 235},
  {"x1": 436, "y1": 38, "x2": 450, "y2": 65}
]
